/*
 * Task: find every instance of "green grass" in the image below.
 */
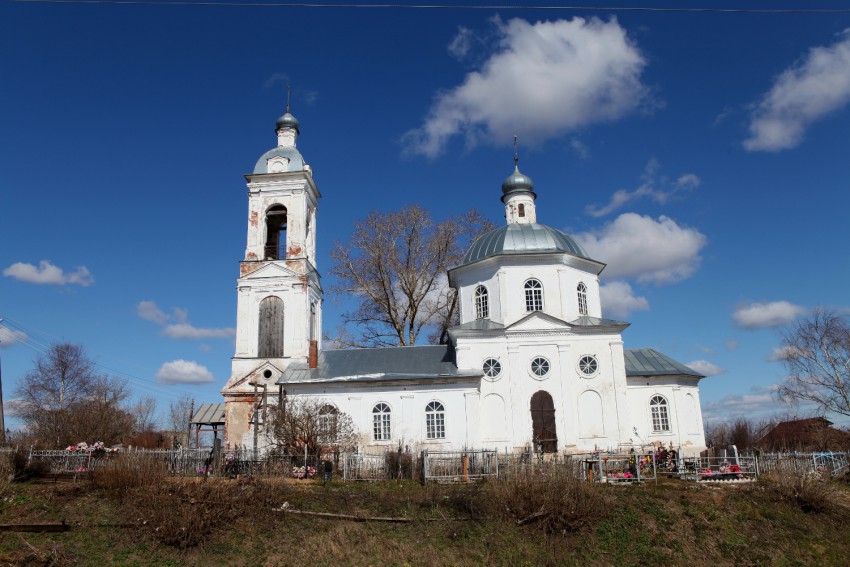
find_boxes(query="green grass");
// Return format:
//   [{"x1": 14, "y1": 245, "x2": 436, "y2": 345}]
[{"x1": 0, "y1": 475, "x2": 847, "y2": 566}]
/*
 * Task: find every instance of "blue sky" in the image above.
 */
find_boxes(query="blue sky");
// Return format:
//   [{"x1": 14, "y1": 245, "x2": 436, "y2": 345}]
[{"x1": 2, "y1": 1, "x2": 849, "y2": 429}]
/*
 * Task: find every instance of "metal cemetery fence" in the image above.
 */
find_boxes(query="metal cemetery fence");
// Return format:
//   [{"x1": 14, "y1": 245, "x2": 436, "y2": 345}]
[{"x1": 16, "y1": 446, "x2": 850, "y2": 483}]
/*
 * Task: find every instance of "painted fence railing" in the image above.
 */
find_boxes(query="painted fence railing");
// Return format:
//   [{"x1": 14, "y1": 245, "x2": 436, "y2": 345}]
[
  {"x1": 756, "y1": 452, "x2": 849, "y2": 478},
  {"x1": 422, "y1": 450, "x2": 499, "y2": 482}
]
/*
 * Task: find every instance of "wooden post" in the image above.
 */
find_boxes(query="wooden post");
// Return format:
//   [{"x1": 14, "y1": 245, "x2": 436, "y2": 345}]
[{"x1": 462, "y1": 453, "x2": 468, "y2": 483}]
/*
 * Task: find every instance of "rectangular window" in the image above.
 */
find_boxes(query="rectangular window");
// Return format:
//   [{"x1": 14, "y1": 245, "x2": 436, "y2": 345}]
[
  {"x1": 426, "y1": 412, "x2": 445, "y2": 439},
  {"x1": 373, "y1": 413, "x2": 391, "y2": 441},
  {"x1": 651, "y1": 406, "x2": 670, "y2": 432}
]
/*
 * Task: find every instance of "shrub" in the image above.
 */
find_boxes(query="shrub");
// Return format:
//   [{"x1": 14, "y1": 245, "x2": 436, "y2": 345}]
[
  {"x1": 384, "y1": 450, "x2": 415, "y2": 480},
  {"x1": 762, "y1": 468, "x2": 840, "y2": 514},
  {"x1": 129, "y1": 478, "x2": 283, "y2": 549},
  {"x1": 492, "y1": 467, "x2": 610, "y2": 535},
  {"x1": 92, "y1": 453, "x2": 167, "y2": 497}
]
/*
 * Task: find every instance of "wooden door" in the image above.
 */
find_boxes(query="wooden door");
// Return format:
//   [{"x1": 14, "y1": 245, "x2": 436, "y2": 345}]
[
  {"x1": 258, "y1": 296, "x2": 284, "y2": 357},
  {"x1": 530, "y1": 390, "x2": 557, "y2": 453}
]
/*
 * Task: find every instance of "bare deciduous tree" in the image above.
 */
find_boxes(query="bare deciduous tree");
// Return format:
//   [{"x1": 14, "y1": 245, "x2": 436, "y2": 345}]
[
  {"x1": 168, "y1": 394, "x2": 194, "y2": 448},
  {"x1": 329, "y1": 205, "x2": 494, "y2": 347},
  {"x1": 777, "y1": 308, "x2": 850, "y2": 417},
  {"x1": 132, "y1": 396, "x2": 159, "y2": 433},
  {"x1": 15, "y1": 343, "x2": 136, "y2": 447},
  {"x1": 267, "y1": 397, "x2": 358, "y2": 457}
]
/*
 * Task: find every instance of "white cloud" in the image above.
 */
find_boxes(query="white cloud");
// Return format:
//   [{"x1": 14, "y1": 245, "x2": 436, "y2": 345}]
[
  {"x1": 403, "y1": 17, "x2": 647, "y2": 157},
  {"x1": 163, "y1": 323, "x2": 235, "y2": 340},
  {"x1": 686, "y1": 360, "x2": 725, "y2": 376},
  {"x1": 569, "y1": 138, "x2": 590, "y2": 160},
  {"x1": 0, "y1": 327, "x2": 27, "y2": 349},
  {"x1": 768, "y1": 345, "x2": 804, "y2": 362},
  {"x1": 138, "y1": 300, "x2": 234, "y2": 340},
  {"x1": 448, "y1": 26, "x2": 474, "y2": 60},
  {"x1": 696, "y1": 344, "x2": 716, "y2": 356},
  {"x1": 745, "y1": 30, "x2": 850, "y2": 151},
  {"x1": 702, "y1": 384, "x2": 781, "y2": 422},
  {"x1": 575, "y1": 213, "x2": 707, "y2": 284},
  {"x1": 155, "y1": 360, "x2": 214, "y2": 385},
  {"x1": 137, "y1": 300, "x2": 168, "y2": 325},
  {"x1": 586, "y1": 159, "x2": 699, "y2": 217},
  {"x1": 733, "y1": 301, "x2": 807, "y2": 329},
  {"x1": 3, "y1": 260, "x2": 94, "y2": 286},
  {"x1": 726, "y1": 339, "x2": 739, "y2": 351},
  {"x1": 600, "y1": 281, "x2": 649, "y2": 319}
]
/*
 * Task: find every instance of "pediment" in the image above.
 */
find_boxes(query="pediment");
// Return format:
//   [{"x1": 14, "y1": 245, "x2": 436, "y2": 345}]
[
  {"x1": 506, "y1": 312, "x2": 571, "y2": 332},
  {"x1": 223, "y1": 361, "x2": 286, "y2": 392},
  {"x1": 240, "y1": 262, "x2": 299, "y2": 281}
]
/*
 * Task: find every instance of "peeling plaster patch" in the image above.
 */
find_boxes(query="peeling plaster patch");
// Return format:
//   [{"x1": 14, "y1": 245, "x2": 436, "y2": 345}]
[
  {"x1": 249, "y1": 210, "x2": 259, "y2": 226},
  {"x1": 287, "y1": 245, "x2": 302, "y2": 258},
  {"x1": 241, "y1": 262, "x2": 262, "y2": 277}
]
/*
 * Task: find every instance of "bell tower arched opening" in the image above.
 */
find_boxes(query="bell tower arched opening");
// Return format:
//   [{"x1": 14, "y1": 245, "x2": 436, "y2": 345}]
[{"x1": 264, "y1": 205, "x2": 287, "y2": 260}]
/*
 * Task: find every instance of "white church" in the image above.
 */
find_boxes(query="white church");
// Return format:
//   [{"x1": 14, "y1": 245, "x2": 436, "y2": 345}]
[{"x1": 221, "y1": 108, "x2": 708, "y2": 456}]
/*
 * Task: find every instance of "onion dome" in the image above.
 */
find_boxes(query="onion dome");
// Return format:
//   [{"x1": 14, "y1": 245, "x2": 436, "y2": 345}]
[
  {"x1": 275, "y1": 111, "x2": 300, "y2": 134},
  {"x1": 501, "y1": 165, "x2": 536, "y2": 202}
]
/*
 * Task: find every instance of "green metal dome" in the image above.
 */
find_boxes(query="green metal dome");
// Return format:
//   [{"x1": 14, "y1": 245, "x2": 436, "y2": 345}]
[
  {"x1": 460, "y1": 223, "x2": 590, "y2": 266},
  {"x1": 275, "y1": 111, "x2": 300, "y2": 133},
  {"x1": 501, "y1": 166, "x2": 536, "y2": 202}
]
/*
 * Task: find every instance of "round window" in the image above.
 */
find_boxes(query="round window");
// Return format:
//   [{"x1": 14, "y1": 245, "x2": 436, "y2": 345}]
[
  {"x1": 578, "y1": 355, "x2": 599, "y2": 376},
  {"x1": 483, "y1": 358, "x2": 502, "y2": 379},
  {"x1": 530, "y1": 357, "x2": 550, "y2": 378}
]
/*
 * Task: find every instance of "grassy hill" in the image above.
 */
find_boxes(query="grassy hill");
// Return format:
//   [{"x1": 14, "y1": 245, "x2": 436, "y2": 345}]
[{"x1": 0, "y1": 467, "x2": 848, "y2": 566}]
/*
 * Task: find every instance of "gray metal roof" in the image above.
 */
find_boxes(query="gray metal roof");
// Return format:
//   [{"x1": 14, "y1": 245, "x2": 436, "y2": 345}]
[
  {"x1": 459, "y1": 223, "x2": 590, "y2": 267},
  {"x1": 253, "y1": 145, "x2": 305, "y2": 174},
  {"x1": 570, "y1": 315, "x2": 630, "y2": 327},
  {"x1": 278, "y1": 345, "x2": 481, "y2": 384},
  {"x1": 623, "y1": 348, "x2": 704, "y2": 378},
  {"x1": 451, "y1": 319, "x2": 506, "y2": 331},
  {"x1": 191, "y1": 403, "x2": 226, "y2": 425}
]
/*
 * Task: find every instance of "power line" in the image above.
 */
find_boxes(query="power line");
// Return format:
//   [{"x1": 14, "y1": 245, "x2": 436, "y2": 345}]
[{"x1": 6, "y1": 0, "x2": 850, "y2": 13}]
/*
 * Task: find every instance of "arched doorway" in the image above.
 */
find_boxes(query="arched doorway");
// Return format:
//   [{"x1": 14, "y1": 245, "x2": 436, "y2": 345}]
[{"x1": 530, "y1": 390, "x2": 557, "y2": 453}]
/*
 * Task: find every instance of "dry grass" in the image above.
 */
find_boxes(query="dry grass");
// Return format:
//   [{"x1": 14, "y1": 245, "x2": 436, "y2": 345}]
[
  {"x1": 762, "y1": 467, "x2": 842, "y2": 514},
  {"x1": 91, "y1": 453, "x2": 167, "y2": 498},
  {"x1": 491, "y1": 468, "x2": 610, "y2": 536}
]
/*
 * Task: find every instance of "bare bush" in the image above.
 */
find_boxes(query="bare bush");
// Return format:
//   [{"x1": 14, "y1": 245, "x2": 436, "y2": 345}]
[
  {"x1": 129, "y1": 479, "x2": 282, "y2": 549},
  {"x1": 492, "y1": 468, "x2": 610, "y2": 535},
  {"x1": 762, "y1": 468, "x2": 840, "y2": 514},
  {"x1": 92, "y1": 454, "x2": 167, "y2": 497}
]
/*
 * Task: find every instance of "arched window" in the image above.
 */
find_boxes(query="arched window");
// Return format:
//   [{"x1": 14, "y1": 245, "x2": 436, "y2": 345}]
[
  {"x1": 474, "y1": 285, "x2": 489, "y2": 320},
  {"x1": 425, "y1": 401, "x2": 445, "y2": 439},
  {"x1": 265, "y1": 204, "x2": 287, "y2": 260},
  {"x1": 318, "y1": 404, "x2": 339, "y2": 443},
  {"x1": 650, "y1": 395, "x2": 670, "y2": 432},
  {"x1": 524, "y1": 279, "x2": 543, "y2": 312},
  {"x1": 518, "y1": 203, "x2": 525, "y2": 217},
  {"x1": 258, "y1": 296, "x2": 284, "y2": 357},
  {"x1": 372, "y1": 403, "x2": 391, "y2": 441},
  {"x1": 577, "y1": 282, "x2": 588, "y2": 316},
  {"x1": 530, "y1": 391, "x2": 557, "y2": 453}
]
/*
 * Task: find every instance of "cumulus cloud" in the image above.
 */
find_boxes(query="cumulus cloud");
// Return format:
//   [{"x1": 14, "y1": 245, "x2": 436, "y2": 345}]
[
  {"x1": 155, "y1": 360, "x2": 214, "y2": 385},
  {"x1": 745, "y1": 30, "x2": 850, "y2": 151},
  {"x1": 686, "y1": 360, "x2": 725, "y2": 376},
  {"x1": 163, "y1": 324, "x2": 235, "y2": 340},
  {"x1": 403, "y1": 17, "x2": 647, "y2": 157},
  {"x1": 137, "y1": 300, "x2": 234, "y2": 340},
  {"x1": 3, "y1": 260, "x2": 94, "y2": 286},
  {"x1": 586, "y1": 160, "x2": 700, "y2": 218},
  {"x1": 137, "y1": 300, "x2": 168, "y2": 325},
  {"x1": 600, "y1": 281, "x2": 649, "y2": 319},
  {"x1": 702, "y1": 384, "x2": 781, "y2": 422},
  {"x1": 0, "y1": 327, "x2": 27, "y2": 349},
  {"x1": 733, "y1": 301, "x2": 807, "y2": 329},
  {"x1": 575, "y1": 213, "x2": 707, "y2": 284}
]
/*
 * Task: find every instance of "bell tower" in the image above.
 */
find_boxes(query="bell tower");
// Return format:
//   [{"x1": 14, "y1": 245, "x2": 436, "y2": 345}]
[{"x1": 222, "y1": 104, "x2": 323, "y2": 448}]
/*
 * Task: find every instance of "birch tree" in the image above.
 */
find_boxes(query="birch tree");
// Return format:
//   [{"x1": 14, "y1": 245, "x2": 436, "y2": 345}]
[{"x1": 777, "y1": 309, "x2": 850, "y2": 417}]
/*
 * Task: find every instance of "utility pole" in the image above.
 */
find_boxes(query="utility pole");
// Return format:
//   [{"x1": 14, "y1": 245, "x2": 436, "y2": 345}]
[
  {"x1": 188, "y1": 399, "x2": 195, "y2": 449},
  {"x1": 0, "y1": 319, "x2": 6, "y2": 444}
]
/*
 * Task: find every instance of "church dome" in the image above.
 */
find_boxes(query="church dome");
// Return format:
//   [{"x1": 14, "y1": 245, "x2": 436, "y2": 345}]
[
  {"x1": 275, "y1": 111, "x2": 300, "y2": 133},
  {"x1": 253, "y1": 146, "x2": 305, "y2": 174},
  {"x1": 501, "y1": 166, "x2": 535, "y2": 198},
  {"x1": 461, "y1": 223, "x2": 589, "y2": 266}
]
